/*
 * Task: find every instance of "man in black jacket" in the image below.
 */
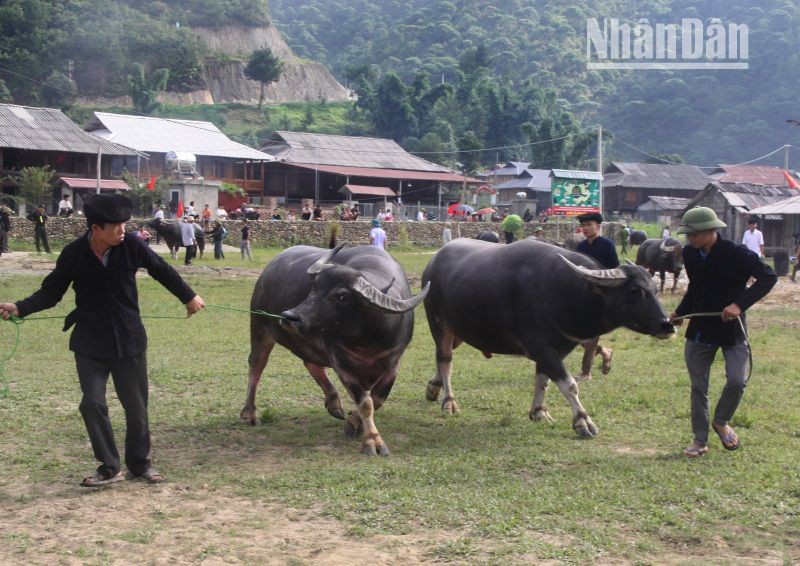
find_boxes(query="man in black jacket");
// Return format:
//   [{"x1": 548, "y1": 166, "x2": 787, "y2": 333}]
[
  {"x1": 27, "y1": 204, "x2": 51, "y2": 253},
  {"x1": 669, "y1": 207, "x2": 776, "y2": 457},
  {"x1": 1, "y1": 194, "x2": 205, "y2": 486}
]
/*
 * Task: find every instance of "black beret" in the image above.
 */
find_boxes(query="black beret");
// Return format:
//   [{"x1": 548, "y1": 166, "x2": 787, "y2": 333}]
[
  {"x1": 84, "y1": 193, "x2": 133, "y2": 224},
  {"x1": 577, "y1": 212, "x2": 603, "y2": 224}
]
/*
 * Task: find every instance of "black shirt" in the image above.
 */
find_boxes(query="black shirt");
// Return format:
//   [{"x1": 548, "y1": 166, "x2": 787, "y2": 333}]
[
  {"x1": 674, "y1": 234, "x2": 776, "y2": 346},
  {"x1": 576, "y1": 235, "x2": 619, "y2": 268},
  {"x1": 27, "y1": 211, "x2": 47, "y2": 227},
  {"x1": 15, "y1": 232, "x2": 196, "y2": 359}
]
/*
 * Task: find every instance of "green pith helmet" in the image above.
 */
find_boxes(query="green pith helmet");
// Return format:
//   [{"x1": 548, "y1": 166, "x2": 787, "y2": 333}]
[{"x1": 677, "y1": 206, "x2": 727, "y2": 234}]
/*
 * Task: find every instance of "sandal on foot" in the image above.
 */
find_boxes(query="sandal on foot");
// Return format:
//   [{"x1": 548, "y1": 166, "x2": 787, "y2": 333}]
[
  {"x1": 712, "y1": 422, "x2": 740, "y2": 451},
  {"x1": 80, "y1": 470, "x2": 125, "y2": 487},
  {"x1": 683, "y1": 445, "x2": 708, "y2": 458}
]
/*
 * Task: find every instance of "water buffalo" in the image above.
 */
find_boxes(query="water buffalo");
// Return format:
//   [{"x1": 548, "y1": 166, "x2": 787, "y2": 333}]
[
  {"x1": 636, "y1": 237, "x2": 684, "y2": 294},
  {"x1": 475, "y1": 231, "x2": 500, "y2": 243},
  {"x1": 241, "y1": 244, "x2": 429, "y2": 456},
  {"x1": 628, "y1": 229, "x2": 647, "y2": 247},
  {"x1": 421, "y1": 238, "x2": 675, "y2": 437},
  {"x1": 146, "y1": 218, "x2": 205, "y2": 259},
  {"x1": 563, "y1": 231, "x2": 585, "y2": 250}
]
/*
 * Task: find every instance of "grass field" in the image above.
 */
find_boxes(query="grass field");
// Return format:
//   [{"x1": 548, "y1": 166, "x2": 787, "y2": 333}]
[{"x1": 0, "y1": 249, "x2": 798, "y2": 564}]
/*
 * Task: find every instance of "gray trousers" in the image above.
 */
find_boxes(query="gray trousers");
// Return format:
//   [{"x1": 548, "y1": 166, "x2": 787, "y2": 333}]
[{"x1": 684, "y1": 338, "x2": 749, "y2": 445}]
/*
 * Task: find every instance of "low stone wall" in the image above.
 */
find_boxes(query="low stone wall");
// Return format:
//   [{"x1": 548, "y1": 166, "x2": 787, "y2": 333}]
[{"x1": 7, "y1": 217, "x2": 622, "y2": 248}]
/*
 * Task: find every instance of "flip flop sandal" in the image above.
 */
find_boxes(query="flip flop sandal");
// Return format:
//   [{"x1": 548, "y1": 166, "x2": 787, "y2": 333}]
[
  {"x1": 712, "y1": 422, "x2": 740, "y2": 451},
  {"x1": 682, "y1": 445, "x2": 709, "y2": 458},
  {"x1": 80, "y1": 470, "x2": 125, "y2": 487},
  {"x1": 127, "y1": 468, "x2": 165, "y2": 484}
]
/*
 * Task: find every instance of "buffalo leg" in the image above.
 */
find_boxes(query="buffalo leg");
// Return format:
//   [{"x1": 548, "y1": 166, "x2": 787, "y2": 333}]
[
  {"x1": 240, "y1": 327, "x2": 275, "y2": 425},
  {"x1": 659, "y1": 270, "x2": 666, "y2": 294},
  {"x1": 304, "y1": 362, "x2": 344, "y2": 420},
  {"x1": 529, "y1": 372, "x2": 554, "y2": 422},
  {"x1": 342, "y1": 384, "x2": 389, "y2": 456},
  {"x1": 429, "y1": 327, "x2": 460, "y2": 414},
  {"x1": 577, "y1": 338, "x2": 612, "y2": 381},
  {"x1": 672, "y1": 270, "x2": 680, "y2": 293}
]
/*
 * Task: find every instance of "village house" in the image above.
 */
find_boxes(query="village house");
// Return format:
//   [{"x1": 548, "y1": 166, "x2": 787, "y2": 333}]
[
  {"x1": 602, "y1": 162, "x2": 711, "y2": 216},
  {"x1": 260, "y1": 131, "x2": 479, "y2": 218},
  {"x1": 84, "y1": 112, "x2": 275, "y2": 214},
  {"x1": 0, "y1": 103, "x2": 136, "y2": 213}
]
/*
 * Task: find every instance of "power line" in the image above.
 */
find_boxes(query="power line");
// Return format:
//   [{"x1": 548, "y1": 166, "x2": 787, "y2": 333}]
[{"x1": 614, "y1": 137, "x2": 795, "y2": 169}]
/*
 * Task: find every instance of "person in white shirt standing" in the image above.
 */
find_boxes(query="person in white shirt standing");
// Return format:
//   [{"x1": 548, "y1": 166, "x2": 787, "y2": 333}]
[
  {"x1": 181, "y1": 215, "x2": 198, "y2": 265},
  {"x1": 369, "y1": 219, "x2": 387, "y2": 250},
  {"x1": 742, "y1": 218, "x2": 764, "y2": 257},
  {"x1": 662, "y1": 225, "x2": 671, "y2": 238}
]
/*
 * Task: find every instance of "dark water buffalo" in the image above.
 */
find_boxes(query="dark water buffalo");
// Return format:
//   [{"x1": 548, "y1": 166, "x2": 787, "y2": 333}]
[
  {"x1": 242, "y1": 245, "x2": 429, "y2": 456},
  {"x1": 628, "y1": 229, "x2": 647, "y2": 247},
  {"x1": 146, "y1": 219, "x2": 205, "y2": 259},
  {"x1": 636, "y1": 237, "x2": 684, "y2": 294},
  {"x1": 563, "y1": 231, "x2": 585, "y2": 250},
  {"x1": 475, "y1": 230, "x2": 500, "y2": 243},
  {"x1": 421, "y1": 238, "x2": 674, "y2": 437}
]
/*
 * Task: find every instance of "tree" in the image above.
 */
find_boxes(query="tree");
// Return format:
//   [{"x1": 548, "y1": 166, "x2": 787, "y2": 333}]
[
  {"x1": 0, "y1": 79, "x2": 12, "y2": 103},
  {"x1": 12, "y1": 166, "x2": 55, "y2": 210},
  {"x1": 128, "y1": 63, "x2": 169, "y2": 115},
  {"x1": 41, "y1": 70, "x2": 76, "y2": 109},
  {"x1": 244, "y1": 47, "x2": 284, "y2": 109}
]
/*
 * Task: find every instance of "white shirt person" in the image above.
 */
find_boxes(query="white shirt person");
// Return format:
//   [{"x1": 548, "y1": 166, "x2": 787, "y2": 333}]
[{"x1": 742, "y1": 222, "x2": 764, "y2": 257}]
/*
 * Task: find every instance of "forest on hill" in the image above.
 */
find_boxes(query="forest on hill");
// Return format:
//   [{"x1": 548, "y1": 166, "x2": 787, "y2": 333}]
[{"x1": 1, "y1": 0, "x2": 799, "y2": 172}]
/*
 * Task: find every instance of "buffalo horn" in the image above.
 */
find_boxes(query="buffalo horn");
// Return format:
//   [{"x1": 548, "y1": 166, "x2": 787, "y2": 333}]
[
  {"x1": 558, "y1": 254, "x2": 628, "y2": 288},
  {"x1": 307, "y1": 244, "x2": 346, "y2": 275},
  {"x1": 659, "y1": 240, "x2": 675, "y2": 253},
  {"x1": 352, "y1": 278, "x2": 431, "y2": 313}
]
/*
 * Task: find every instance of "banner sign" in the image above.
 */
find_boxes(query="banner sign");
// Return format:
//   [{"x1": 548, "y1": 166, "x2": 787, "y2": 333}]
[{"x1": 551, "y1": 177, "x2": 600, "y2": 216}]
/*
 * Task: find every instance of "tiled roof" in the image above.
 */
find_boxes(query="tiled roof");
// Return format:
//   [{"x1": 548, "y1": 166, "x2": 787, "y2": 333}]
[
  {"x1": 59, "y1": 177, "x2": 131, "y2": 190},
  {"x1": 85, "y1": 112, "x2": 274, "y2": 161},
  {"x1": 263, "y1": 131, "x2": 452, "y2": 172},
  {"x1": 710, "y1": 165, "x2": 788, "y2": 186},
  {"x1": 0, "y1": 104, "x2": 134, "y2": 155},
  {"x1": 684, "y1": 182, "x2": 797, "y2": 213},
  {"x1": 603, "y1": 162, "x2": 710, "y2": 190}
]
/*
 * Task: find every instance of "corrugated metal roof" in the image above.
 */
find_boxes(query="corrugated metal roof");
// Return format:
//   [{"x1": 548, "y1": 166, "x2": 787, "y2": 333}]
[
  {"x1": 495, "y1": 169, "x2": 552, "y2": 191},
  {"x1": 287, "y1": 162, "x2": 479, "y2": 183},
  {"x1": 0, "y1": 104, "x2": 135, "y2": 155},
  {"x1": 603, "y1": 162, "x2": 710, "y2": 190},
  {"x1": 643, "y1": 196, "x2": 692, "y2": 210},
  {"x1": 710, "y1": 165, "x2": 788, "y2": 186},
  {"x1": 86, "y1": 112, "x2": 274, "y2": 161},
  {"x1": 59, "y1": 177, "x2": 131, "y2": 190},
  {"x1": 748, "y1": 195, "x2": 800, "y2": 215},
  {"x1": 339, "y1": 184, "x2": 395, "y2": 197},
  {"x1": 263, "y1": 131, "x2": 452, "y2": 173},
  {"x1": 490, "y1": 161, "x2": 530, "y2": 177},
  {"x1": 684, "y1": 182, "x2": 798, "y2": 214},
  {"x1": 550, "y1": 169, "x2": 603, "y2": 180}
]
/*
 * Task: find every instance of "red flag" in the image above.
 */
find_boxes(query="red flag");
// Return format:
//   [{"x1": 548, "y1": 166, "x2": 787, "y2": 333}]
[
  {"x1": 176, "y1": 199, "x2": 184, "y2": 217},
  {"x1": 146, "y1": 176, "x2": 156, "y2": 191},
  {"x1": 783, "y1": 170, "x2": 800, "y2": 189}
]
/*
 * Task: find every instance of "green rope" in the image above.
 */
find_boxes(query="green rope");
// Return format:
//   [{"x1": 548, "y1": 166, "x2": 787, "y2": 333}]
[{"x1": 0, "y1": 305, "x2": 283, "y2": 396}]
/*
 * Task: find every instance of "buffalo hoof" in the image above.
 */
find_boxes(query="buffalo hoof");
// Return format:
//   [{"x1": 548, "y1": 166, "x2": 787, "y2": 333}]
[
  {"x1": 361, "y1": 441, "x2": 390, "y2": 457},
  {"x1": 344, "y1": 413, "x2": 363, "y2": 438},
  {"x1": 600, "y1": 348, "x2": 613, "y2": 375},
  {"x1": 530, "y1": 407, "x2": 554, "y2": 423},
  {"x1": 327, "y1": 407, "x2": 346, "y2": 420},
  {"x1": 240, "y1": 408, "x2": 260, "y2": 426},
  {"x1": 573, "y1": 417, "x2": 599, "y2": 438},
  {"x1": 426, "y1": 382, "x2": 441, "y2": 402},
  {"x1": 325, "y1": 394, "x2": 345, "y2": 420},
  {"x1": 441, "y1": 396, "x2": 459, "y2": 415}
]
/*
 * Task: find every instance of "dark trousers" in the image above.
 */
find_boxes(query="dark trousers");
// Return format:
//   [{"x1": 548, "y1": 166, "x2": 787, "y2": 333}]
[
  {"x1": 76, "y1": 352, "x2": 151, "y2": 477},
  {"x1": 213, "y1": 240, "x2": 224, "y2": 259},
  {"x1": 0, "y1": 229, "x2": 8, "y2": 253},
  {"x1": 504, "y1": 231, "x2": 515, "y2": 244},
  {"x1": 184, "y1": 244, "x2": 196, "y2": 265},
  {"x1": 34, "y1": 225, "x2": 50, "y2": 253},
  {"x1": 684, "y1": 338, "x2": 749, "y2": 445}
]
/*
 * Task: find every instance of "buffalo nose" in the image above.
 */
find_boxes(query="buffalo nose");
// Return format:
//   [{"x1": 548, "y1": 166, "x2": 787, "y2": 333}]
[{"x1": 281, "y1": 309, "x2": 304, "y2": 332}]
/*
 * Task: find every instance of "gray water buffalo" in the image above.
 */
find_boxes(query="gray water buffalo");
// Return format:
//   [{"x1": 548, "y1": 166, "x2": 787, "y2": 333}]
[
  {"x1": 563, "y1": 231, "x2": 586, "y2": 250},
  {"x1": 421, "y1": 238, "x2": 675, "y2": 437},
  {"x1": 628, "y1": 229, "x2": 647, "y2": 247},
  {"x1": 636, "y1": 238, "x2": 684, "y2": 293},
  {"x1": 475, "y1": 231, "x2": 500, "y2": 243},
  {"x1": 242, "y1": 244, "x2": 429, "y2": 456},
  {"x1": 146, "y1": 219, "x2": 205, "y2": 259}
]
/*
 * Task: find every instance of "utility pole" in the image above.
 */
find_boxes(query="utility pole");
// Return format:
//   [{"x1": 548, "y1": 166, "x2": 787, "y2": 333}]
[
  {"x1": 597, "y1": 125, "x2": 603, "y2": 216},
  {"x1": 785, "y1": 144, "x2": 790, "y2": 171}
]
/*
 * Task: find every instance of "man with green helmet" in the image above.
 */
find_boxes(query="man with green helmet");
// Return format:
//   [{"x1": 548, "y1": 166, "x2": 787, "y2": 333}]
[{"x1": 669, "y1": 207, "x2": 776, "y2": 457}]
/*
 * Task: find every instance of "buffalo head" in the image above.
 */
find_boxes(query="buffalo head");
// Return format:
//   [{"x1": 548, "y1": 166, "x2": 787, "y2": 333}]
[
  {"x1": 559, "y1": 255, "x2": 675, "y2": 339},
  {"x1": 658, "y1": 238, "x2": 684, "y2": 272},
  {"x1": 281, "y1": 247, "x2": 429, "y2": 335}
]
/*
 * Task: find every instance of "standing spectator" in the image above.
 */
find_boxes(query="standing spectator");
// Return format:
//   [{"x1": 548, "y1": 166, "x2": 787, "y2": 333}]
[
  {"x1": 662, "y1": 225, "x2": 671, "y2": 238},
  {"x1": 741, "y1": 218, "x2": 764, "y2": 258},
  {"x1": 180, "y1": 215, "x2": 197, "y2": 266},
  {"x1": 523, "y1": 208, "x2": 533, "y2": 223},
  {"x1": 153, "y1": 205, "x2": 165, "y2": 244},
  {"x1": 216, "y1": 205, "x2": 228, "y2": 220},
  {"x1": 792, "y1": 240, "x2": 800, "y2": 282},
  {"x1": 416, "y1": 209, "x2": 425, "y2": 221},
  {"x1": 312, "y1": 204, "x2": 322, "y2": 221},
  {"x1": 186, "y1": 201, "x2": 196, "y2": 217},
  {"x1": 240, "y1": 219, "x2": 252, "y2": 260},
  {"x1": 670, "y1": 207, "x2": 776, "y2": 457},
  {"x1": 621, "y1": 224, "x2": 631, "y2": 256},
  {"x1": 0, "y1": 193, "x2": 204, "y2": 486},
  {"x1": 442, "y1": 223, "x2": 452, "y2": 246},
  {"x1": 369, "y1": 219, "x2": 387, "y2": 250},
  {"x1": 58, "y1": 194, "x2": 74, "y2": 217},
  {"x1": 0, "y1": 205, "x2": 11, "y2": 255},
  {"x1": 201, "y1": 204, "x2": 212, "y2": 229},
  {"x1": 27, "y1": 204, "x2": 51, "y2": 254},
  {"x1": 377, "y1": 209, "x2": 386, "y2": 221},
  {"x1": 206, "y1": 220, "x2": 226, "y2": 259},
  {"x1": 351, "y1": 205, "x2": 360, "y2": 221},
  {"x1": 574, "y1": 212, "x2": 617, "y2": 382},
  {"x1": 301, "y1": 205, "x2": 312, "y2": 220}
]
